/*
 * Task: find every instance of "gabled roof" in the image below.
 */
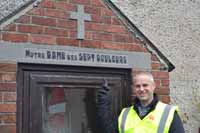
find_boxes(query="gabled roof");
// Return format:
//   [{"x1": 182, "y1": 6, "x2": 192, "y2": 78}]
[
  {"x1": 103, "y1": 0, "x2": 175, "y2": 72},
  {"x1": 0, "y1": 0, "x2": 175, "y2": 72}
]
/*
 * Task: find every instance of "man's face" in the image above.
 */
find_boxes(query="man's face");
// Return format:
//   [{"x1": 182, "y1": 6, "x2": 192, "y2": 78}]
[{"x1": 133, "y1": 74, "x2": 155, "y2": 104}]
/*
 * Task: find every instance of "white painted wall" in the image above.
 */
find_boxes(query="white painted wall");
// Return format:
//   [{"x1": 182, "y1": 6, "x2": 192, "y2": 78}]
[{"x1": 0, "y1": 0, "x2": 31, "y2": 20}]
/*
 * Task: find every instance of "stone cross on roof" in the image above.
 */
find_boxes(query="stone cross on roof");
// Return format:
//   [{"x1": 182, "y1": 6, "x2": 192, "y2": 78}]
[{"x1": 70, "y1": 5, "x2": 92, "y2": 40}]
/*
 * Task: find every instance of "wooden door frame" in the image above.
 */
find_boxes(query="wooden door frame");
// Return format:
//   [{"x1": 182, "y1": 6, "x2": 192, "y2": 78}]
[{"x1": 17, "y1": 63, "x2": 132, "y2": 133}]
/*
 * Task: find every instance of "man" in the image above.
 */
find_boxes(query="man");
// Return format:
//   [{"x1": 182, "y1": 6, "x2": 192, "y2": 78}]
[{"x1": 97, "y1": 72, "x2": 185, "y2": 133}]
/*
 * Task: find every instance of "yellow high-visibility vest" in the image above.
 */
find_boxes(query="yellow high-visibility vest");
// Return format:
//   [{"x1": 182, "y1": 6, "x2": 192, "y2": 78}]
[{"x1": 118, "y1": 101, "x2": 178, "y2": 133}]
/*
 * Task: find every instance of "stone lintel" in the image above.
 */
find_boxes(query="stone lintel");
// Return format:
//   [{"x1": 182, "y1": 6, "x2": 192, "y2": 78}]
[{"x1": 0, "y1": 41, "x2": 151, "y2": 70}]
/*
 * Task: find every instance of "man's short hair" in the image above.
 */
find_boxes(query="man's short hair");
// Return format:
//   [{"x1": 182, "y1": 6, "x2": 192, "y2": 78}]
[{"x1": 133, "y1": 71, "x2": 154, "y2": 83}]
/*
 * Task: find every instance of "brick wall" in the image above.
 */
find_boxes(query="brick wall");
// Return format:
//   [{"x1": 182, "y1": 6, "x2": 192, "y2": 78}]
[
  {"x1": 0, "y1": 0, "x2": 170, "y2": 132},
  {"x1": 0, "y1": 64, "x2": 17, "y2": 133}
]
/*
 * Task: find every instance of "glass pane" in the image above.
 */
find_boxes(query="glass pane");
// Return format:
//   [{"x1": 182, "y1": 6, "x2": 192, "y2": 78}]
[
  {"x1": 43, "y1": 87, "x2": 66, "y2": 133},
  {"x1": 42, "y1": 87, "x2": 100, "y2": 133}
]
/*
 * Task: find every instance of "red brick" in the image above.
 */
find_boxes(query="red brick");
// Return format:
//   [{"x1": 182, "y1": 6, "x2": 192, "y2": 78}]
[
  {"x1": 69, "y1": 30, "x2": 92, "y2": 40},
  {"x1": 70, "y1": 0, "x2": 90, "y2": 5},
  {"x1": 154, "y1": 80, "x2": 161, "y2": 88},
  {"x1": 3, "y1": 24, "x2": 16, "y2": 31},
  {"x1": 113, "y1": 34, "x2": 133, "y2": 43},
  {"x1": 160, "y1": 95, "x2": 171, "y2": 103},
  {"x1": 100, "y1": 16, "x2": 112, "y2": 24},
  {"x1": 0, "y1": 32, "x2": 2, "y2": 40},
  {"x1": 44, "y1": 9, "x2": 68, "y2": 19},
  {"x1": 3, "y1": 92, "x2": 16, "y2": 102},
  {"x1": 161, "y1": 80, "x2": 170, "y2": 86},
  {"x1": 124, "y1": 44, "x2": 147, "y2": 52},
  {"x1": 0, "y1": 114, "x2": 16, "y2": 123},
  {"x1": 18, "y1": 24, "x2": 43, "y2": 34},
  {"x1": 28, "y1": 8, "x2": 44, "y2": 16},
  {"x1": 41, "y1": 0, "x2": 55, "y2": 8},
  {"x1": 32, "y1": 16, "x2": 56, "y2": 27},
  {"x1": 0, "y1": 83, "x2": 16, "y2": 92},
  {"x1": 91, "y1": 15, "x2": 111, "y2": 24},
  {"x1": 85, "y1": 23, "x2": 104, "y2": 31},
  {"x1": 2, "y1": 33, "x2": 28, "y2": 42},
  {"x1": 44, "y1": 27, "x2": 68, "y2": 37},
  {"x1": 152, "y1": 71, "x2": 169, "y2": 79},
  {"x1": 15, "y1": 15, "x2": 30, "y2": 23},
  {"x1": 92, "y1": 32, "x2": 112, "y2": 41},
  {"x1": 133, "y1": 38, "x2": 142, "y2": 44},
  {"x1": 105, "y1": 25, "x2": 128, "y2": 34},
  {"x1": 101, "y1": 8, "x2": 114, "y2": 16},
  {"x1": 0, "y1": 64, "x2": 16, "y2": 72},
  {"x1": 152, "y1": 62, "x2": 161, "y2": 70},
  {"x1": 0, "y1": 73, "x2": 16, "y2": 82},
  {"x1": 0, "y1": 93, "x2": 2, "y2": 102},
  {"x1": 155, "y1": 87, "x2": 170, "y2": 95},
  {"x1": 0, "y1": 104, "x2": 16, "y2": 113},
  {"x1": 68, "y1": 30, "x2": 77, "y2": 38},
  {"x1": 86, "y1": 23, "x2": 127, "y2": 33},
  {"x1": 30, "y1": 34, "x2": 56, "y2": 45},
  {"x1": 85, "y1": 6, "x2": 101, "y2": 15},
  {"x1": 91, "y1": 0, "x2": 105, "y2": 7},
  {"x1": 56, "y1": 20, "x2": 76, "y2": 29},
  {"x1": 55, "y1": 2, "x2": 76, "y2": 11},
  {"x1": 0, "y1": 125, "x2": 16, "y2": 133},
  {"x1": 56, "y1": 38, "x2": 79, "y2": 46},
  {"x1": 112, "y1": 17, "x2": 122, "y2": 25},
  {"x1": 81, "y1": 40, "x2": 101, "y2": 48},
  {"x1": 85, "y1": 31, "x2": 93, "y2": 40},
  {"x1": 101, "y1": 42, "x2": 124, "y2": 50}
]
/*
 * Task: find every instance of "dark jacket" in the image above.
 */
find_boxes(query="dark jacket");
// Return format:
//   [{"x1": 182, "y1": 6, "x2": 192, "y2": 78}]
[{"x1": 96, "y1": 86, "x2": 185, "y2": 133}]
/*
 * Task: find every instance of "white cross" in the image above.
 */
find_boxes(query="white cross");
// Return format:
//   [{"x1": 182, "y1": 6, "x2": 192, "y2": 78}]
[{"x1": 70, "y1": 5, "x2": 92, "y2": 40}]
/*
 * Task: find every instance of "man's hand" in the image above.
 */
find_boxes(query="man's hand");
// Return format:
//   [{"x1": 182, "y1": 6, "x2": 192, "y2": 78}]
[
  {"x1": 97, "y1": 79, "x2": 110, "y2": 100},
  {"x1": 102, "y1": 78, "x2": 109, "y2": 90}
]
